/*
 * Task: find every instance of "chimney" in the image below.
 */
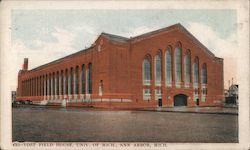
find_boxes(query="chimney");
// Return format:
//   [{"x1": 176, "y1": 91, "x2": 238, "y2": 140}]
[
  {"x1": 228, "y1": 80, "x2": 230, "y2": 89},
  {"x1": 22, "y1": 58, "x2": 28, "y2": 71},
  {"x1": 232, "y1": 77, "x2": 234, "y2": 85}
]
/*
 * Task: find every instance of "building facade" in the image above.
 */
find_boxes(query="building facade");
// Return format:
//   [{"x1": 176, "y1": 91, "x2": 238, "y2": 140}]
[
  {"x1": 225, "y1": 84, "x2": 238, "y2": 105},
  {"x1": 16, "y1": 24, "x2": 224, "y2": 108}
]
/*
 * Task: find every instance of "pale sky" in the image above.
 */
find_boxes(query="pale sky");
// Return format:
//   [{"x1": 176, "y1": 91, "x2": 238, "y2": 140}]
[{"x1": 11, "y1": 9, "x2": 238, "y2": 90}]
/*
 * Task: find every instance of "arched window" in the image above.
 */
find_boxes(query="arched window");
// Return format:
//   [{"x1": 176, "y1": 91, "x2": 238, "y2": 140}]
[
  {"x1": 155, "y1": 53, "x2": 161, "y2": 85},
  {"x1": 202, "y1": 63, "x2": 207, "y2": 84},
  {"x1": 48, "y1": 74, "x2": 51, "y2": 96},
  {"x1": 60, "y1": 70, "x2": 64, "y2": 95},
  {"x1": 165, "y1": 49, "x2": 172, "y2": 86},
  {"x1": 193, "y1": 57, "x2": 199, "y2": 84},
  {"x1": 51, "y1": 72, "x2": 55, "y2": 96},
  {"x1": 40, "y1": 76, "x2": 42, "y2": 96},
  {"x1": 184, "y1": 50, "x2": 191, "y2": 85},
  {"x1": 86, "y1": 63, "x2": 92, "y2": 94},
  {"x1": 65, "y1": 69, "x2": 68, "y2": 95},
  {"x1": 70, "y1": 68, "x2": 73, "y2": 95},
  {"x1": 143, "y1": 56, "x2": 151, "y2": 85},
  {"x1": 81, "y1": 64, "x2": 85, "y2": 94},
  {"x1": 175, "y1": 46, "x2": 181, "y2": 85},
  {"x1": 45, "y1": 75, "x2": 48, "y2": 96},
  {"x1": 75, "y1": 66, "x2": 79, "y2": 94},
  {"x1": 56, "y1": 72, "x2": 59, "y2": 96}
]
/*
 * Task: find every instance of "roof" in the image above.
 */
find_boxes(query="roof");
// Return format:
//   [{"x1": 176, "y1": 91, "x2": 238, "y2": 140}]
[
  {"x1": 130, "y1": 23, "x2": 179, "y2": 40},
  {"x1": 26, "y1": 23, "x2": 218, "y2": 72},
  {"x1": 130, "y1": 23, "x2": 215, "y2": 57},
  {"x1": 29, "y1": 46, "x2": 94, "y2": 72},
  {"x1": 101, "y1": 23, "x2": 215, "y2": 57},
  {"x1": 101, "y1": 32, "x2": 129, "y2": 43}
]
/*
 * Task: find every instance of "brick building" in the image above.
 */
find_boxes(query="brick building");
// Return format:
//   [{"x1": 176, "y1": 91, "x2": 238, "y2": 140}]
[{"x1": 16, "y1": 23, "x2": 224, "y2": 108}]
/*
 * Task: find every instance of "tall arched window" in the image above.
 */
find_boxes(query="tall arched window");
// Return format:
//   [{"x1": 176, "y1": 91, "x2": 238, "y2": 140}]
[
  {"x1": 202, "y1": 63, "x2": 207, "y2": 84},
  {"x1": 81, "y1": 64, "x2": 85, "y2": 94},
  {"x1": 86, "y1": 63, "x2": 92, "y2": 94},
  {"x1": 48, "y1": 74, "x2": 51, "y2": 96},
  {"x1": 165, "y1": 49, "x2": 172, "y2": 86},
  {"x1": 155, "y1": 53, "x2": 161, "y2": 85},
  {"x1": 184, "y1": 50, "x2": 191, "y2": 85},
  {"x1": 40, "y1": 76, "x2": 42, "y2": 96},
  {"x1": 193, "y1": 57, "x2": 199, "y2": 84},
  {"x1": 61, "y1": 70, "x2": 64, "y2": 95},
  {"x1": 143, "y1": 56, "x2": 151, "y2": 85},
  {"x1": 70, "y1": 68, "x2": 73, "y2": 95},
  {"x1": 175, "y1": 46, "x2": 181, "y2": 85},
  {"x1": 56, "y1": 72, "x2": 59, "y2": 96},
  {"x1": 51, "y1": 73, "x2": 54, "y2": 96},
  {"x1": 75, "y1": 66, "x2": 79, "y2": 94},
  {"x1": 65, "y1": 69, "x2": 68, "y2": 95},
  {"x1": 45, "y1": 75, "x2": 48, "y2": 96}
]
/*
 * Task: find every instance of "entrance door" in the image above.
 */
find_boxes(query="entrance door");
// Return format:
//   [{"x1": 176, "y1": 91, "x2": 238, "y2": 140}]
[
  {"x1": 158, "y1": 99, "x2": 162, "y2": 107},
  {"x1": 196, "y1": 99, "x2": 199, "y2": 106},
  {"x1": 174, "y1": 94, "x2": 187, "y2": 106}
]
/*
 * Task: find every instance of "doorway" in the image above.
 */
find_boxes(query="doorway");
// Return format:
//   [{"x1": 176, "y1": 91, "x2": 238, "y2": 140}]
[
  {"x1": 196, "y1": 98, "x2": 199, "y2": 106},
  {"x1": 158, "y1": 99, "x2": 162, "y2": 107},
  {"x1": 174, "y1": 94, "x2": 187, "y2": 106}
]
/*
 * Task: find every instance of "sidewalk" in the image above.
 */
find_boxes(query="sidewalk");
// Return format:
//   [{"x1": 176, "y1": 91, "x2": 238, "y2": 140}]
[
  {"x1": 138, "y1": 106, "x2": 238, "y2": 115},
  {"x1": 13, "y1": 104, "x2": 239, "y2": 115}
]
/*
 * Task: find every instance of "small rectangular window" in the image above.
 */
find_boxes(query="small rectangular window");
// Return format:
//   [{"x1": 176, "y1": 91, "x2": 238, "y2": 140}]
[{"x1": 143, "y1": 88, "x2": 151, "y2": 100}]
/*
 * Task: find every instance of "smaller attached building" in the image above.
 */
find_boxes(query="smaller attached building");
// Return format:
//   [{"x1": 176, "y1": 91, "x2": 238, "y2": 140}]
[{"x1": 16, "y1": 23, "x2": 224, "y2": 108}]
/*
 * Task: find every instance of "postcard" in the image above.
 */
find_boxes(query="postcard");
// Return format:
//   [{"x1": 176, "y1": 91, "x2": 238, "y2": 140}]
[{"x1": 0, "y1": 0, "x2": 249, "y2": 150}]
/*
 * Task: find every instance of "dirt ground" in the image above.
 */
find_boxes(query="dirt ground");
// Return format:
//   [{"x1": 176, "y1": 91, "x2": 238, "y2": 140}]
[{"x1": 12, "y1": 106, "x2": 238, "y2": 142}]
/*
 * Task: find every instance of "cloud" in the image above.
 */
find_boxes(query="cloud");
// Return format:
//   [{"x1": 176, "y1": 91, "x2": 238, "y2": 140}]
[
  {"x1": 12, "y1": 27, "x2": 77, "y2": 69},
  {"x1": 10, "y1": 27, "x2": 78, "y2": 89},
  {"x1": 125, "y1": 26, "x2": 161, "y2": 37},
  {"x1": 75, "y1": 25, "x2": 97, "y2": 35},
  {"x1": 185, "y1": 22, "x2": 237, "y2": 57},
  {"x1": 185, "y1": 22, "x2": 238, "y2": 87}
]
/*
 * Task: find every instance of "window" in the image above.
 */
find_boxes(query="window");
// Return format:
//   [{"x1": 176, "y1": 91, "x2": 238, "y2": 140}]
[
  {"x1": 143, "y1": 57, "x2": 151, "y2": 85},
  {"x1": 99, "y1": 80, "x2": 103, "y2": 96},
  {"x1": 45, "y1": 75, "x2": 47, "y2": 96},
  {"x1": 175, "y1": 46, "x2": 181, "y2": 86},
  {"x1": 52, "y1": 73, "x2": 55, "y2": 96},
  {"x1": 193, "y1": 57, "x2": 199, "y2": 85},
  {"x1": 165, "y1": 49, "x2": 172, "y2": 86},
  {"x1": 202, "y1": 88, "x2": 207, "y2": 95},
  {"x1": 202, "y1": 63, "x2": 207, "y2": 84},
  {"x1": 86, "y1": 63, "x2": 92, "y2": 94},
  {"x1": 75, "y1": 66, "x2": 79, "y2": 94},
  {"x1": 65, "y1": 69, "x2": 68, "y2": 95},
  {"x1": 48, "y1": 74, "x2": 51, "y2": 96},
  {"x1": 98, "y1": 45, "x2": 101, "y2": 52},
  {"x1": 155, "y1": 89, "x2": 162, "y2": 100},
  {"x1": 81, "y1": 64, "x2": 85, "y2": 94},
  {"x1": 155, "y1": 54, "x2": 161, "y2": 85},
  {"x1": 61, "y1": 70, "x2": 64, "y2": 95},
  {"x1": 184, "y1": 50, "x2": 191, "y2": 85},
  {"x1": 56, "y1": 72, "x2": 59, "y2": 96},
  {"x1": 70, "y1": 68, "x2": 73, "y2": 95},
  {"x1": 143, "y1": 88, "x2": 151, "y2": 100},
  {"x1": 155, "y1": 89, "x2": 162, "y2": 95}
]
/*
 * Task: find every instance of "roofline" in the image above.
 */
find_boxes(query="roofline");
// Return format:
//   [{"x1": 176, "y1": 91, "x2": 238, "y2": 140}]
[
  {"x1": 178, "y1": 24, "x2": 215, "y2": 57},
  {"x1": 26, "y1": 23, "x2": 219, "y2": 73},
  {"x1": 101, "y1": 32, "x2": 129, "y2": 40},
  {"x1": 28, "y1": 46, "x2": 94, "y2": 72},
  {"x1": 130, "y1": 23, "x2": 180, "y2": 41},
  {"x1": 130, "y1": 23, "x2": 216, "y2": 57}
]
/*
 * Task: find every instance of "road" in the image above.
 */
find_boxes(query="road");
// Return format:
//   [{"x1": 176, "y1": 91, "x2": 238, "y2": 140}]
[{"x1": 12, "y1": 106, "x2": 238, "y2": 142}]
